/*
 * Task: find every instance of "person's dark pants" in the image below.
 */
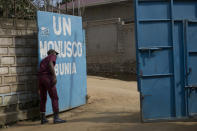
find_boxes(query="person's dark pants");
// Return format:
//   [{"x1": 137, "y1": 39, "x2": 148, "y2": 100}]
[{"x1": 39, "y1": 75, "x2": 59, "y2": 113}]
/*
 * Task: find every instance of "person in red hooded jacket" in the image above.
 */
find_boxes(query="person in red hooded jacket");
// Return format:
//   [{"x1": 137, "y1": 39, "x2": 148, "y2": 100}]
[{"x1": 38, "y1": 49, "x2": 66, "y2": 124}]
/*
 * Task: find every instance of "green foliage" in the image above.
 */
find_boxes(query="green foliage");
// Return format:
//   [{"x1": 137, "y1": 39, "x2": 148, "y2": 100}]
[
  {"x1": 61, "y1": 0, "x2": 74, "y2": 4},
  {"x1": 0, "y1": 0, "x2": 36, "y2": 19}
]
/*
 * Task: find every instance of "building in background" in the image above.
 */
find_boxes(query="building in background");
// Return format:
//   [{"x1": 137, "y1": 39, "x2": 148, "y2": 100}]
[{"x1": 62, "y1": 0, "x2": 136, "y2": 75}]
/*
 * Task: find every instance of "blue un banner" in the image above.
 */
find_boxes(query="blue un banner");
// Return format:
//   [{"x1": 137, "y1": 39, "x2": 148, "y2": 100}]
[{"x1": 37, "y1": 11, "x2": 87, "y2": 115}]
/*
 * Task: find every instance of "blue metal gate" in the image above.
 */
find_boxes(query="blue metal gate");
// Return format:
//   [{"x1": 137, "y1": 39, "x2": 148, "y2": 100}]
[{"x1": 134, "y1": 0, "x2": 197, "y2": 121}]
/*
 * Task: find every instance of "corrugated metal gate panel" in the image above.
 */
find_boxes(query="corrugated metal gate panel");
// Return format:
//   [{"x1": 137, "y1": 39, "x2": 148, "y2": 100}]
[
  {"x1": 135, "y1": 0, "x2": 197, "y2": 122},
  {"x1": 187, "y1": 22, "x2": 197, "y2": 116}
]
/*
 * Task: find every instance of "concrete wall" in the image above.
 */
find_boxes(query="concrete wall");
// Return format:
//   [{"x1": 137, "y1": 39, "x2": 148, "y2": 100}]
[
  {"x1": 83, "y1": 1, "x2": 134, "y2": 21},
  {"x1": 83, "y1": 1, "x2": 136, "y2": 75},
  {"x1": 0, "y1": 18, "x2": 39, "y2": 126},
  {"x1": 85, "y1": 19, "x2": 136, "y2": 74}
]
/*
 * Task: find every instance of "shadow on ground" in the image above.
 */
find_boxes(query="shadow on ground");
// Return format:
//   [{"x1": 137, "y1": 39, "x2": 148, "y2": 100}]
[{"x1": 69, "y1": 111, "x2": 140, "y2": 123}]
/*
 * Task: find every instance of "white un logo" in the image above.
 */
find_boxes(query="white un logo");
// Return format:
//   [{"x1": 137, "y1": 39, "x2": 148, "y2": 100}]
[{"x1": 40, "y1": 27, "x2": 49, "y2": 36}]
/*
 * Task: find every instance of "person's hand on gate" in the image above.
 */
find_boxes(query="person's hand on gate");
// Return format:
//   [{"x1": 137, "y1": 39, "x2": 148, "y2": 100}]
[
  {"x1": 52, "y1": 76, "x2": 57, "y2": 86},
  {"x1": 49, "y1": 59, "x2": 57, "y2": 87}
]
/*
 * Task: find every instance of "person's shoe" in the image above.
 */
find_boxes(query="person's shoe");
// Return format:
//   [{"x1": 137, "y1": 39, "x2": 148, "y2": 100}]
[
  {"x1": 53, "y1": 112, "x2": 66, "y2": 124},
  {"x1": 41, "y1": 112, "x2": 49, "y2": 124}
]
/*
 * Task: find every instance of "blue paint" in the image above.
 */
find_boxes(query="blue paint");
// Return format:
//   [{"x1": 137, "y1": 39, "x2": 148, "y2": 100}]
[
  {"x1": 135, "y1": 0, "x2": 197, "y2": 121},
  {"x1": 37, "y1": 11, "x2": 87, "y2": 115}
]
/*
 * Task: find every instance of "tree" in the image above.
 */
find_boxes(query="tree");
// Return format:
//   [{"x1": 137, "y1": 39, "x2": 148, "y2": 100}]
[
  {"x1": 61, "y1": 0, "x2": 73, "y2": 4},
  {"x1": 0, "y1": 0, "x2": 36, "y2": 19}
]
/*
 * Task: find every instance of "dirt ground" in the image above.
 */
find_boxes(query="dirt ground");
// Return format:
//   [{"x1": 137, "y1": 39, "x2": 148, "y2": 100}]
[{"x1": 2, "y1": 76, "x2": 197, "y2": 131}]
